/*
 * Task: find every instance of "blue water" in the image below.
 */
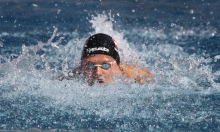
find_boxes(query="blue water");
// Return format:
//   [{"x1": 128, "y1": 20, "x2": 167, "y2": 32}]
[{"x1": 0, "y1": 0, "x2": 220, "y2": 131}]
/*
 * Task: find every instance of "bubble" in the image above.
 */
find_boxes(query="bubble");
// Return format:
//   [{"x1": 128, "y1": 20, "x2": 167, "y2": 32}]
[
  {"x1": 190, "y1": 9, "x2": 194, "y2": 14},
  {"x1": 32, "y1": 4, "x2": 38, "y2": 7},
  {"x1": 171, "y1": 23, "x2": 175, "y2": 27}
]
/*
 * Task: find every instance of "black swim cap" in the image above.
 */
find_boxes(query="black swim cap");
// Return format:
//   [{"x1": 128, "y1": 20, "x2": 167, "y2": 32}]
[{"x1": 81, "y1": 33, "x2": 120, "y2": 64}]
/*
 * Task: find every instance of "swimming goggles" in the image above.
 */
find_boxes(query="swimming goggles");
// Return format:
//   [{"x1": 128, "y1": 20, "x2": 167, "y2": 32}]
[{"x1": 85, "y1": 62, "x2": 114, "y2": 70}]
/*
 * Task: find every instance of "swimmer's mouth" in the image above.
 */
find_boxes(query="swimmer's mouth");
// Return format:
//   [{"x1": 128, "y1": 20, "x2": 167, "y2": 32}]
[{"x1": 97, "y1": 79, "x2": 104, "y2": 84}]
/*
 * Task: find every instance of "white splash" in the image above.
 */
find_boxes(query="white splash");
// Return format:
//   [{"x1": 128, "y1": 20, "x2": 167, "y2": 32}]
[{"x1": 0, "y1": 13, "x2": 219, "y2": 123}]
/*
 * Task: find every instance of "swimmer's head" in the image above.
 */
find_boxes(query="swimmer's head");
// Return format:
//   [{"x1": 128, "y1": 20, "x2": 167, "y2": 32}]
[
  {"x1": 81, "y1": 33, "x2": 121, "y2": 85},
  {"x1": 81, "y1": 33, "x2": 120, "y2": 65}
]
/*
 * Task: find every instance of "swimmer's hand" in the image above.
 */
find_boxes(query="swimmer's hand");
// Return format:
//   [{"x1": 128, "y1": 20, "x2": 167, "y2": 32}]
[
  {"x1": 57, "y1": 66, "x2": 81, "y2": 81},
  {"x1": 57, "y1": 73, "x2": 74, "y2": 81}
]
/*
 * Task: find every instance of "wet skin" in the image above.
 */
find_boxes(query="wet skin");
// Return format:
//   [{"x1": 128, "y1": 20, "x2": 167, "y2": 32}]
[{"x1": 81, "y1": 54, "x2": 121, "y2": 85}]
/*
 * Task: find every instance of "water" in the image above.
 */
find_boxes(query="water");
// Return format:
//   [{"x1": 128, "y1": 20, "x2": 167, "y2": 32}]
[{"x1": 0, "y1": 0, "x2": 220, "y2": 131}]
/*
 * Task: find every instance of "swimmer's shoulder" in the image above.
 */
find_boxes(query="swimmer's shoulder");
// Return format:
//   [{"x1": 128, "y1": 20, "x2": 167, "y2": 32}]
[{"x1": 119, "y1": 63, "x2": 154, "y2": 84}]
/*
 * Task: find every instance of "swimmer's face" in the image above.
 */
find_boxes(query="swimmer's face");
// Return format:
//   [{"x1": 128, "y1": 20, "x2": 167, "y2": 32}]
[{"x1": 81, "y1": 54, "x2": 119, "y2": 86}]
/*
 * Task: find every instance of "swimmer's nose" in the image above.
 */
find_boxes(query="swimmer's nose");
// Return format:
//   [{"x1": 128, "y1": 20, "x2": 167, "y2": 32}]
[{"x1": 95, "y1": 66, "x2": 102, "y2": 76}]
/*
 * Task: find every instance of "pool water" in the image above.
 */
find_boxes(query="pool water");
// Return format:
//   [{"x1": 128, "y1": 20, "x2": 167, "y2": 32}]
[{"x1": 0, "y1": 0, "x2": 220, "y2": 131}]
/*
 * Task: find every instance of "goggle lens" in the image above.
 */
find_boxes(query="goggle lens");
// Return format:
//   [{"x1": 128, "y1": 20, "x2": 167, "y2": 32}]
[
  {"x1": 86, "y1": 63, "x2": 95, "y2": 69},
  {"x1": 102, "y1": 63, "x2": 110, "y2": 69}
]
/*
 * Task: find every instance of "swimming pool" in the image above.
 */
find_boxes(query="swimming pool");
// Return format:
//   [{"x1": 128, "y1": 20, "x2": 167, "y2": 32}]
[{"x1": 0, "y1": 0, "x2": 220, "y2": 131}]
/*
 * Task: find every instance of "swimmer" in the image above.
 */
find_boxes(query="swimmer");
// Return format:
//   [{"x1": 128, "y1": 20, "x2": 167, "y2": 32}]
[{"x1": 59, "y1": 33, "x2": 153, "y2": 85}]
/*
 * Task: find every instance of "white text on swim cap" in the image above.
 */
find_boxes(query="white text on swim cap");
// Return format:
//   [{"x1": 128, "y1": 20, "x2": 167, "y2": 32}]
[{"x1": 86, "y1": 47, "x2": 109, "y2": 53}]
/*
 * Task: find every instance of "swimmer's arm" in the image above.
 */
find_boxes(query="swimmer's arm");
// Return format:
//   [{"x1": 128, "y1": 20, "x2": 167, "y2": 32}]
[{"x1": 120, "y1": 64, "x2": 154, "y2": 84}]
